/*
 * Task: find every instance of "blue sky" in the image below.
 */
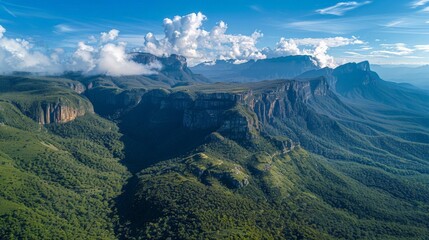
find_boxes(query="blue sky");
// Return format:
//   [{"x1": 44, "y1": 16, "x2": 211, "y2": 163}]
[{"x1": 1, "y1": 0, "x2": 429, "y2": 74}]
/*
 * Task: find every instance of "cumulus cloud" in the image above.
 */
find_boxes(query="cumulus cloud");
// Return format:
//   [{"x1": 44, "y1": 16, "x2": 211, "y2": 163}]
[
  {"x1": 140, "y1": 12, "x2": 266, "y2": 65},
  {"x1": 0, "y1": 25, "x2": 62, "y2": 74},
  {"x1": 140, "y1": 12, "x2": 365, "y2": 68},
  {"x1": 0, "y1": 14, "x2": 371, "y2": 74},
  {"x1": 100, "y1": 29, "x2": 119, "y2": 43},
  {"x1": 272, "y1": 36, "x2": 364, "y2": 67},
  {"x1": 71, "y1": 29, "x2": 161, "y2": 76},
  {"x1": 316, "y1": 1, "x2": 372, "y2": 16},
  {"x1": 0, "y1": 25, "x2": 160, "y2": 76}
]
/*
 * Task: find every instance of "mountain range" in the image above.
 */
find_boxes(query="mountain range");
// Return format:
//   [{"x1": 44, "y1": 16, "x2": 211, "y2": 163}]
[
  {"x1": 191, "y1": 55, "x2": 320, "y2": 82},
  {"x1": 371, "y1": 64, "x2": 429, "y2": 90},
  {"x1": 0, "y1": 53, "x2": 428, "y2": 239}
]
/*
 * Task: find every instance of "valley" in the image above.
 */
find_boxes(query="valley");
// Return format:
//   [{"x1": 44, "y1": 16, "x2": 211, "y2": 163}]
[{"x1": 0, "y1": 54, "x2": 428, "y2": 239}]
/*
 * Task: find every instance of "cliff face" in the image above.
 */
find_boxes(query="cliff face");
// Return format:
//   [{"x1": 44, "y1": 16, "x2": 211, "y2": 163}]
[
  {"x1": 244, "y1": 78, "x2": 328, "y2": 124},
  {"x1": 332, "y1": 61, "x2": 381, "y2": 94},
  {"x1": 67, "y1": 82, "x2": 86, "y2": 94},
  {"x1": 37, "y1": 103, "x2": 88, "y2": 124},
  {"x1": 85, "y1": 88, "x2": 146, "y2": 117},
  {"x1": 133, "y1": 78, "x2": 329, "y2": 140}
]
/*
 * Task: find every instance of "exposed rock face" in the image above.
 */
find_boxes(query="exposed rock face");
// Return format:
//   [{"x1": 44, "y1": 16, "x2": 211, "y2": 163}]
[
  {"x1": 85, "y1": 88, "x2": 146, "y2": 117},
  {"x1": 135, "y1": 78, "x2": 329, "y2": 140},
  {"x1": 133, "y1": 53, "x2": 188, "y2": 72},
  {"x1": 218, "y1": 113, "x2": 255, "y2": 140},
  {"x1": 336, "y1": 61, "x2": 371, "y2": 73},
  {"x1": 333, "y1": 61, "x2": 381, "y2": 95},
  {"x1": 131, "y1": 52, "x2": 208, "y2": 83},
  {"x1": 243, "y1": 78, "x2": 328, "y2": 124},
  {"x1": 67, "y1": 82, "x2": 86, "y2": 94},
  {"x1": 36, "y1": 102, "x2": 89, "y2": 124}
]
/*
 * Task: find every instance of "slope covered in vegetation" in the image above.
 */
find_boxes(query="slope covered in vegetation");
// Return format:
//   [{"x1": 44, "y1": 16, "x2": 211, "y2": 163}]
[{"x1": 0, "y1": 77, "x2": 129, "y2": 239}]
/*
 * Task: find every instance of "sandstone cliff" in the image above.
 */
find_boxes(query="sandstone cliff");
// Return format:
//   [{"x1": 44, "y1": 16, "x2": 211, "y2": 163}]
[
  {"x1": 36, "y1": 102, "x2": 89, "y2": 124},
  {"x1": 133, "y1": 78, "x2": 329, "y2": 141}
]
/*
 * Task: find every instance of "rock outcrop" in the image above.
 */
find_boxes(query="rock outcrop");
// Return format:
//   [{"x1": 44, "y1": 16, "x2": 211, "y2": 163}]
[
  {"x1": 37, "y1": 102, "x2": 88, "y2": 124},
  {"x1": 85, "y1": 88, "x2": 146, "y2": 117},
  {"x1": 67, "y1": 82, "x2": 86, "y2": 94},
  {"x1": 131, "y1": 52, "x2": 209, "y2": 83},
  {"x1": 134, "y1": 78, "x2": 329, "y2": 140}
]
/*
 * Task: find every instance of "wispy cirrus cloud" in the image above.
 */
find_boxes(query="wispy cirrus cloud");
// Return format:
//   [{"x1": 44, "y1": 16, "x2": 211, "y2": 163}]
[
  {"x1": 2, "y1": 5, "x2": 16, "y2": 17},
  {"x1": 316, "y1": 1, "x2": 372, "y2": 16},
  {"x1": 249, "y1": 5, "x2": 263, "y2": 13},
  {"x1": 281, "y1": 15, "x2": 381, "y2": 34},
  {"x1": 384, "y1": 20, "x2": 404, "y2": 27},
  {"x1": 54, "y1": 24, "x2": 77, "y2": 33},
  {"x1": 371, "y1": 43, "x2": 414, "y2": 56},
  {"x1": 411, "y1": 0, "x2": 429, "y2": 8},
  {"x1": 414, "y1": 44, "x2": 429, "y2": 51}
]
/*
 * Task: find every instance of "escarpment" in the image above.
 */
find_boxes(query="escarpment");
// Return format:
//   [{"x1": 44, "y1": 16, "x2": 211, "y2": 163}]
[
  {"x1": 35, "y1": 102, "x2": 90, "y2": 124},
  {"x1": 0, "y1": 76, "x2": 94, "y2": 125},
  {"x1": 125, "y1": 78, "x2": 330, "y2": 141}
]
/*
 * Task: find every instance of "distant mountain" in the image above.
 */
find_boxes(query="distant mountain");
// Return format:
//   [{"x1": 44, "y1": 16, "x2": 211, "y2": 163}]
[
  {"x1": 191, "y1": 55, "x2": 320, "y2": 82},
  {"x1": 371, "y1": 64, "x2": 429, "y2": 90},
  {"x1": 298, "y1": 61, "x2": 429, "y2": 113},
  {"x1": 132, "y1": 52, "x2": 209, "y2": 85},
  {"x1": 62, "y1": 53, "x2": 209, "y2": 116}
]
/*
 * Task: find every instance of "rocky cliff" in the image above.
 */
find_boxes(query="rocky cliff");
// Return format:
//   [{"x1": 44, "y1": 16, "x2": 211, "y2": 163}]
[
  {"x1": 36, "y1": 102, "x2": 88, "y2": 124},
  {"x1": 85, "y1": 88, "x2": 145, "y2": 117},
  {"x1": 0, "y1": 76, "x2": 94, "y2": 125},
  {"x1": 131, "y1": 52, "x2": 209, "y2": 84},
  {"x1": 131, "y1": 78, "x2": 329, "y2": 141},
  {"x1": 67, "y1": 82, "x2": 86, "y2": 94}
]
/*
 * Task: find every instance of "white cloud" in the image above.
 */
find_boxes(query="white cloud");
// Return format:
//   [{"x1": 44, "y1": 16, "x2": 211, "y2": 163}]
[
  {"x1": 0, "y1": 25, "x2": 5, "y2": 38},
  {"x1": 70, "y1": 29, "x2": 161, "y2": 76},
  {"x1": 411, "y1": 0, "x2": 429, "y2": 8},
  {"x1": 316, "y1": 1, "x2": 372, "y2": 16},
  {"x1": 250, "y1": 5, "x2": 263, "y2": 13},
  {"x1": 384, "y1": 20, "x2": 404, "y2": 27},
  {"x1": 0, "y1": 25, "x2": 160, "y2": 76},
  {"x1": 371, "y1": 43, "x2": 414, "y2": 56},
  {"x1": 292, "y1": 37, "x2": 364, "y2": 47},
  {"x1": 72, "y1": 42, "x2": 96, "y2": 72},
  {"x1": 274, "y1": 38, "x2": 301, "y2": 56},
  {"x1": 140, "y1": 12, "x2": 266, "y2": 66},
  {"x1": 2, "y1": 5, "x2": 16, "y2": 18},
  {"x1": 100, "y1": 29, "x2": 119, "y2": 43},
  {"x1": 0, "y1": 25, "x2": 61, "y2": 74},
  {"x1": 415, "y1": 44, "x2": 429, "y2": 51},
  {"x1": 272, "y1": 36, "x2": 364, "y2": 68},
  {"x1": 54, "y1": 24, "x2": 76, "y2": 33},
  {"x1": 96, "y1": 42, "x2": 161, "y2": 76}
]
